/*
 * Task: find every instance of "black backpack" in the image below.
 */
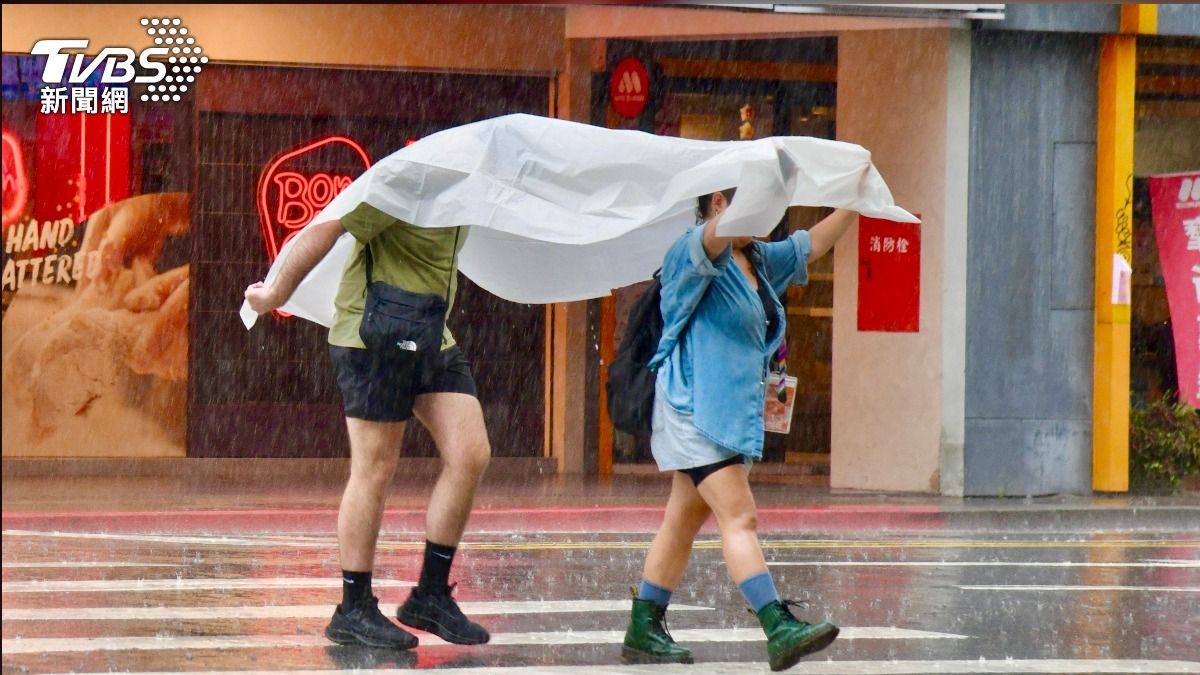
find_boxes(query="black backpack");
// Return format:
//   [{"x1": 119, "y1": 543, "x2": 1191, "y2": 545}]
[{"x1": 606, "y1": 273, "x2": 663, "y2": 435}]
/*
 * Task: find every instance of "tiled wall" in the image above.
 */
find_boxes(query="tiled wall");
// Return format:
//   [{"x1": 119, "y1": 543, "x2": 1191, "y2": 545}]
[{"x1": 190, "y1": 66, "x2": 548, "y2": 458}]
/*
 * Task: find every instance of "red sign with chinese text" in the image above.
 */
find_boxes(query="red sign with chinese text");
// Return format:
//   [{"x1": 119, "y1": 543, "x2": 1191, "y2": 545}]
[
  {"x1": 857, "y1": 215, "x2": 921, "y2": 332},
  {"x1": 610, "y1": 57, "x2": 649, "y2": 119},
  {"x1": 1150, "y1": 173, "x2": 1200, "y2": 408}
]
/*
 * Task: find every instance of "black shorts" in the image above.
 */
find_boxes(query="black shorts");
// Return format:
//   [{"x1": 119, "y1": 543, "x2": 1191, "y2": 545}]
[
  {"x1": 678, "y1": 454, "x2": 747, "y2": 487},
  {"x1": 329, "y1": 344, "x2": 477, "y2": 423}
]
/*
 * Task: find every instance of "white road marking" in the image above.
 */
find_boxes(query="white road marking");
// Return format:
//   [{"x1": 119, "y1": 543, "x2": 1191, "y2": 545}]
[
  {"x1": 2, "y1": 529, "x2": 334, "y2": 549},
  {"x1": 483, "y1": 627, "x2": 966, "y2": 645},
  {"x1": 1, "y1": 577, "x2": 413, "y2": 593},
  {"x1": 771, "y1": 560, "x2": 1200, "y2": 568},
  {"x1": 0, "y1": 627, "x2": 964, "y2": 654},
  {"x1": 0, "y1": 600, "x2": 713, "y2": 621},
  {"x1": 958, "y1": 584, "x2": 1199, "y2": 592},
  {"x1": 41, "y1": 660, "x2": 1200, "y2": 674},
  {"x1": 2, "y1": 561, "x2": 186, "y2": 568}
]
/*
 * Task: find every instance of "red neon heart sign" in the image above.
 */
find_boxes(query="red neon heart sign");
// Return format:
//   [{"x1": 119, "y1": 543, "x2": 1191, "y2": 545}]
[{"x1": 256, "y1": 136, "x2": 370, "y2": 263}]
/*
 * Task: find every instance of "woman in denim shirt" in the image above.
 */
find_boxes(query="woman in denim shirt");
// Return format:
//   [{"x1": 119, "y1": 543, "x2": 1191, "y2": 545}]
[{"x1": 622, "y1": 189, "x2": 859, "y2": 672}]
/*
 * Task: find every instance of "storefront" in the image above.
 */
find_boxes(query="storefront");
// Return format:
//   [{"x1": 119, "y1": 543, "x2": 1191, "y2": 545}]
[
  {"x1": 1130, "y1": 36, "x2": 1200, "y2": 405},
  {"x1": 592, "y1": 38, "x2": 840, "y2": 472},
  {"x1": 2, "y1": 59, "x2": 552, "y2": 458},
  {"x1": 4, "y1": 4, "x2": 1195, "y2": 496},
  {"x1": 2, "y1": 4, "x2": 562, "y2": 460}
]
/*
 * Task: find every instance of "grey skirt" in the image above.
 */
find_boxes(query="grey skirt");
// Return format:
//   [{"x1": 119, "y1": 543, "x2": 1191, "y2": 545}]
[{"x1": 649, "y1": 386, "x2": 746, "y2": 471}]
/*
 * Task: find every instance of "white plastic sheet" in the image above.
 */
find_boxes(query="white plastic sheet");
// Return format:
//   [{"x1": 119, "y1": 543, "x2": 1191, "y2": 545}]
[{"x1": 240, "y1": 113, "x2": 917, "y2": 328}]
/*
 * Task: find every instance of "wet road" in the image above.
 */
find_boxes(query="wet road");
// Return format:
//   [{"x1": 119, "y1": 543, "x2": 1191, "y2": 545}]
[{"x1": 3, "y1": 466, "x2": 1199, "y2": 674}]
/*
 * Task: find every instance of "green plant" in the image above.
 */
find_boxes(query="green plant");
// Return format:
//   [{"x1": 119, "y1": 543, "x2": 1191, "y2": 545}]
[{"x1": 1129, "y1": 395, "x2": 1200, "y2": 494}]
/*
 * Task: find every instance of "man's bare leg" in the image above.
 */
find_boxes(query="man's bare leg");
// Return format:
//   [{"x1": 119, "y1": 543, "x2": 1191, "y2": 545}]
[
  {"x1": 412, "y1": 392, "x2": 491, "y2": 545},
  {"x1": 338, "y1": 418, "x2": 406, "y2": 571},
  {"x1": 325, "y1": 417, "x2": 418, "y2": 649},
  {"x1": 394, "y1": 391, "x2": 492, "y2": 644}
]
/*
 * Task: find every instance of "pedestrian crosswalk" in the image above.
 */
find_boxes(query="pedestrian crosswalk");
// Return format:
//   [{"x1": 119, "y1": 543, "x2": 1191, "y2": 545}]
[
  {"x1": 4, "y1": 526, "x2": 1198, "y2": 674},
  {"x1": 0, "y1": 550, "x2": 948, "y2": 668}
]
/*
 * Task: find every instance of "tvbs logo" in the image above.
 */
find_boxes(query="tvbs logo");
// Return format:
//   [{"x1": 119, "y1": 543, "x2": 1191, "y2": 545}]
[
  {"x1": 32, "y1": 18, "x2": 204, "y2": 107},
  {"x1": 33, "y1": 39, "x2": 169, "y2": 85}
]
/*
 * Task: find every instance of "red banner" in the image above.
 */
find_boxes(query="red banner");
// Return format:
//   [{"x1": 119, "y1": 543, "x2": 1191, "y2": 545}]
[
  {"x1": 858, "y1": 215, "x2": 921, "y2": 332},
  {"x1": 1149, "y1": 173, "x2": 1200, "y2": 408}
]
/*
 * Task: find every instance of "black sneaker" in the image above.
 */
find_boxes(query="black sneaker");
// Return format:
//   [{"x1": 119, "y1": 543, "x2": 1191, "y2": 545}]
[
  {"x1": 325, "y1": 596, "x2": 419, "y2": 650},
  {"x1": 397, "y1": 583, "x2": 490, "y2": 645},
  {"x1": 324, "y1": 644, "x2": 418, "y2": 669}
]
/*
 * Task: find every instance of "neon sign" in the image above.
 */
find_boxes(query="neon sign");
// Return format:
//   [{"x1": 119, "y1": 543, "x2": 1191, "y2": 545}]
[
  {"x1": 271, "y1": 172, "x2": 355, "y2": 228},
  {"x1": 256, "y1": 136, "x2": 370, "y2": 263},
  {"x1": 2, "y1": 129, "x2": 30, "y2": 230}
]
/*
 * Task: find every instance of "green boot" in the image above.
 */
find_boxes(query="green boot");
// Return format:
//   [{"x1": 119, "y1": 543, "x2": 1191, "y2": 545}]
[
  {"x1": 755, "y1": 600, "x2": 839, "y2": 671},
  {"x1": 621, "y1": 595, "x2": 693, "y2": 664}
]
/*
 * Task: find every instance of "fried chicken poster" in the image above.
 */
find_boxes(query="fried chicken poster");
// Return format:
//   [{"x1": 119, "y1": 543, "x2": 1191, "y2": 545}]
[{"x1": 2, "y1": 193, "x2": 189, "y2": 457}]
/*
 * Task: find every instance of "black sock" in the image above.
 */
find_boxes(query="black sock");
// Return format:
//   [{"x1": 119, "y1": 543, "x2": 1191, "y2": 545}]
[
  {"x1": 341, "y1": 570, "x2": 372, "y2": 608},
  {"x1": 417, "y1": 540, "x2": 457, "y2": 595}
]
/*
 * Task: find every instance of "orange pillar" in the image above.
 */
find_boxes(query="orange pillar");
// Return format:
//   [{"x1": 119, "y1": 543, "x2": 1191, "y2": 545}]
[{"x1": 1092, "y1": 5, "x2": 1155, "y2": 492}]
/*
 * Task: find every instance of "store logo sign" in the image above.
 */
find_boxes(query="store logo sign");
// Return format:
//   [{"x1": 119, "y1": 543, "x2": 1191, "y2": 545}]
[
  {"x1": 617, "y1": 70, "x2": 642, "y2": 95},
  {"x1": 256, "y1": 136, "x2": 371, "y2": 263},
  {"x1": 31, "y1": 17, "x2": 204, "y2": 114},
  {"x1": 610, "y1": 57, "x2": 649, "y2": 119}
]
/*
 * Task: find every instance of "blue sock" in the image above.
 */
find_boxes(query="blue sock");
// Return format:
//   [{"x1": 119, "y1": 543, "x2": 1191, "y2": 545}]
[
  {"x1": 738, "y1": 572, "x2": 780, "y2": 612},
  {"x1": 637, "y1": 579, "x2": 673, "y2": 607}
]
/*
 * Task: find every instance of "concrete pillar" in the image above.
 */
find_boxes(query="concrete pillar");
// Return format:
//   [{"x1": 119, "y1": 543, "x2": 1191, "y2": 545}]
[{"x1": 832, "y1": 28, "x2": 971, "y2": 494}]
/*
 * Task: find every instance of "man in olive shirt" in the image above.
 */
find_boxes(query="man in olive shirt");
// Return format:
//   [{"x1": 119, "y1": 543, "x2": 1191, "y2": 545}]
[{"x1": 244, "y1": 202, "x2": 490, "y2": 649}]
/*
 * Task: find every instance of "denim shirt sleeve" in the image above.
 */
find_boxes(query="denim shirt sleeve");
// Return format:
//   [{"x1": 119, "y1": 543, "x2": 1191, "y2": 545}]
[
  {"x1": 648, "y1": 226, "x2": 729, "y2": 370},
  {"x1": 757, "y1": 229, "x2": 812, "y2": 296}
]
